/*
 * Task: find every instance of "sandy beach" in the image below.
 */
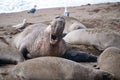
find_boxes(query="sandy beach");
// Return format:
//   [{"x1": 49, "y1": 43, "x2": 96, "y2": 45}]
[
  {"x1": 0, "y1": 2, "x2": 120, "y2": 80},
  {"x1": 0, "y1": 2, "x2": 120, "y2": 28}
]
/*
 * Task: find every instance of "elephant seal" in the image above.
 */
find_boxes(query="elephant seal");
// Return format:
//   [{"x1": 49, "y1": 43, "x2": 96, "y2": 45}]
[
  {"x1": 13, "y1": 16, "x2": 67, "y2": 60},
  {"x1": 9, "y1": 57, "x2": 113, "y2": 80},
  {"x1": 0, "y1": 39, "x2": 21, "y2": 65},
  {"x1": 98, "y1": 47, "x2": 120, "y2": 80},
  {"x1": 43, "y1": 16, "x2": 86, "y2": 35},
  {"x1": 63, "y1": 16, "x2": 86, "y2": 34},
  {"x1": 62, "y1": 50, "x2": 97, "y2": 62},
  {"x1": 63, "y1": 28, "x2": 120, "y2": 51}
]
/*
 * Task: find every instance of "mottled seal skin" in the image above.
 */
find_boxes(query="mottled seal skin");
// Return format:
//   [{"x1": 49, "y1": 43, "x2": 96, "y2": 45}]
[
  {"x1": 98, "y1": 47, "x2": 120, "y2": 80},
  {"x1": 63, "y1": 28, "x2": 120, "y2": 51},
  {"x1": 10, "y1": 57, "x2": 113, "y2": 80},
  {"x1": 62, "y1": 50, "x2": 97, "y2": 62},
  {"x1": 14, "y1": 16, "x2": 67, "y2": 61}
]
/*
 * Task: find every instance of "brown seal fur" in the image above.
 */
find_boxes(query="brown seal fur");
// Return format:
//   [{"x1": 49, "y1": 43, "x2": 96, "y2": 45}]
[
  {"x1": 9, "y1": 57, "x2": 114, "y2": 80},
  {"x1": 14, "y1": 16, "x2": 67, "y2": 60},
  {"x1": 98, "y1": 47, "x2": 120, "y2": 80}
]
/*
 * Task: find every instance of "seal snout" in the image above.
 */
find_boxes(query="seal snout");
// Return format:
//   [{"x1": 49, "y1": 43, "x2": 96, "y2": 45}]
[{"x1": 50, "y1": 16, "x2": 65, "y2": 45}]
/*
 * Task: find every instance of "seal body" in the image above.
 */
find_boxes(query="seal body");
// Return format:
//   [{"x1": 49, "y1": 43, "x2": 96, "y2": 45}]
[
  {"x1": 98, "y1": 47, "x2": 120, "y2": 80},
  {"x1": 0, "y1": 39, "x2": 21, "y2": 65},
  {"x1": 62, "y1": 50, "x2": 97, "y2": 62},
  {"x1": 64, "y1": 28, "x2": 120, "y2": 51},
  {"x1": 10, "y1": 57, "x2": 113, "y2": 80},
  {"x1": 63, "y1": 16, "x2": 86, "y2": 34},
  {"x1": 14, "y1": 17, "x2": 67, "y2": 60}
]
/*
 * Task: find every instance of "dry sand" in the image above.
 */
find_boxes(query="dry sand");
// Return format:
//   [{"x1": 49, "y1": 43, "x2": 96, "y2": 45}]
[
  {"x1": 0, "y1": 2, "x2": 120, "y2": 80},
  {"x1": 0, "y1": 2, "x2": 120, "y2": 28}
]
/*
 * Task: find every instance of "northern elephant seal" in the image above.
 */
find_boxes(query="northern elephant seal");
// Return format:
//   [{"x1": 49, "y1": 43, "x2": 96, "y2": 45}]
[
  {"x1": 0, "y1": 39, "x2": 21, "y2": 65},
  {"x1": 98, "y1": 47, "x2": 120, "y2": 80},
  {"x1": 9, "y1": 57, "x2": 113, "y2": 80},
  {"x1": 14, "y1": 16, "x2": 67, "y2": 60},
  {"x1": 63, "y1": 28, "x2": 120, "y2": 51},
  {"x1": 63, "y1": 16, "x2": 86, "y2": 34},
  {"x1": 62, "y1": 50, "x2": 97, "y2": 62},
  {"x1": 43, "y1": 16, "x2": 86, "y2": 34}
]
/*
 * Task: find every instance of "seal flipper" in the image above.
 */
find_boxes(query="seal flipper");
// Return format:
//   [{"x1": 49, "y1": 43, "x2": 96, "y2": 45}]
[
  {"x1": 62, "y1": 50, "x2": 97, "y2": 62},
  {"x1": 0, "y1": 58, "x2": 17, "y2": 66}
]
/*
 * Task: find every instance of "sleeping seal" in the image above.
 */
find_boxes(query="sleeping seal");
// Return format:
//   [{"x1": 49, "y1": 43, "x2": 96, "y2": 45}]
[{"x1": 9, "y1": 57, "x2": 113, "y2": 80}]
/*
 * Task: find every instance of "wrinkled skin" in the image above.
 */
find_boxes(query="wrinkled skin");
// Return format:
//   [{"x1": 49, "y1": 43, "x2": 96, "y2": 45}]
[{"x1": 14, "y1": 16, "x2": 66, "y2": 61}]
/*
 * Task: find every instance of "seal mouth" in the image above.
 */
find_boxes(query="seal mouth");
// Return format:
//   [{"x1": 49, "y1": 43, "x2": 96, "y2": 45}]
[
  {"x1": 51, "y1": 34, "x2": 57, "y2": 40},
  {"x1": 50, "y1": 34, "x2": 58, "y2": 45}
]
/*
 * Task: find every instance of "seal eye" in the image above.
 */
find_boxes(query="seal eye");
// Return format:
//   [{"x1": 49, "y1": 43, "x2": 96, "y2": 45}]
[{"x1": 51, "y1": 35, "x2": 57, "y2": 40}]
